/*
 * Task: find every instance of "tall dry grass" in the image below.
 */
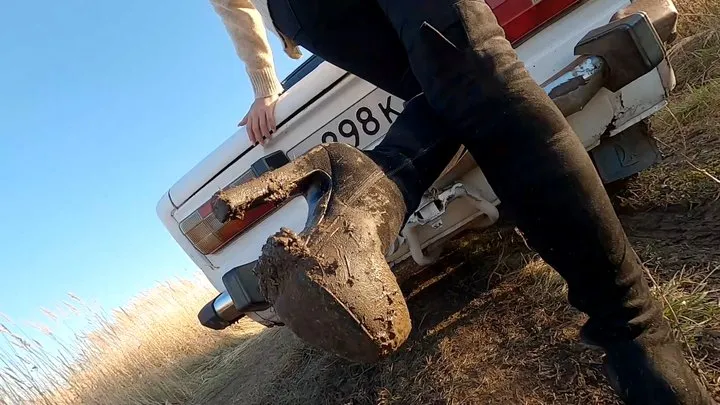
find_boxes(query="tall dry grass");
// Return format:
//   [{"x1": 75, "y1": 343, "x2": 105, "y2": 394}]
[{"x1": 0, "y1": 276, "x2": 262, "y2": 404}]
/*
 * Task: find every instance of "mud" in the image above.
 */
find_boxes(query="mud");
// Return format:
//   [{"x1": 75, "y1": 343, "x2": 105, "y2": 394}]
[
  {"x1": 214, "y1": 144, "x2": 335, "y2": 223},
  {"x1": 215, "y1": 143, "x2": 412, "y2": 363},
  {"x1": 216, "y1": 172, "x2": 301, "y2": 223},
  {"x1": 621, "y1": 202, "x2": 720, "y2": 267}
]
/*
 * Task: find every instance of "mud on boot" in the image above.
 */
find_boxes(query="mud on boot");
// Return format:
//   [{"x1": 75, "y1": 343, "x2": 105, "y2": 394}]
[
  {"x1": 581, "y1": 324, "x2": 718, "y2": 405},
  {"x1": 213, "y1": 143, "x2": 411, "y2": 363}
]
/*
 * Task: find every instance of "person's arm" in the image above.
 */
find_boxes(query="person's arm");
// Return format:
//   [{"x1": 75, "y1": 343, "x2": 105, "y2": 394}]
[{"x1": 211, "y1": 0, "x2": 282, "y2": 144}]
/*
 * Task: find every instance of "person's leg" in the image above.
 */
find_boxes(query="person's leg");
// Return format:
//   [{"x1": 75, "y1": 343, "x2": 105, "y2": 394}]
[
  {"x1": 268, "y1": 0, "x2": 461, "y2": 213},
  {"x1": 375, "y1": 0, "x2": 657, "y2": 345},
  {"x1": 270, "y1": 0, "x2": 714, "y2": 403},
  {"x1": 274, "y1": 0, "x2": 658, "y2": 350},
  {"x1": 270, "y1": 0, "x2": 418, "y2": 100},
  {"x1": 370, "y1": 1, "x2": 713, "y2": 403}
]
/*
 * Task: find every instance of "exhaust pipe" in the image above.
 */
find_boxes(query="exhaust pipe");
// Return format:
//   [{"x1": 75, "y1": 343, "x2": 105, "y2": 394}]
[
  {"x1": 198, "y1": 262, "x2": 271, "y2": 330},
  {"x1": 198, "y1": 291, "x2": 244, "y2": 330}
]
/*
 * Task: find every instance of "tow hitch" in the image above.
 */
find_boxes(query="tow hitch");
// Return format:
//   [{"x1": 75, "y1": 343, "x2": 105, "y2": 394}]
[{"x1": 400, "y1": 183, "x2": 500, "y2": 266}]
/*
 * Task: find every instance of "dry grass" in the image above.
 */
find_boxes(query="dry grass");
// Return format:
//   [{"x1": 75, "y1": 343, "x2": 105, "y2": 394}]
[
  {"x1": 3, "y1": 0, "x2": 720, "y2": 403},
  {"x1": 0, "y1": 276, "x2": 263, "y2": 404},
  {"x1": 618, "y1": 0, "x2": 720, "y2": 209}
]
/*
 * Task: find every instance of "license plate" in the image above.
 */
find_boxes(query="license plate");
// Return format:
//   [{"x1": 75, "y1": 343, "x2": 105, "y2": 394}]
[{"x1": 287, "y1": 89, "x2": 406, "y2": 159}]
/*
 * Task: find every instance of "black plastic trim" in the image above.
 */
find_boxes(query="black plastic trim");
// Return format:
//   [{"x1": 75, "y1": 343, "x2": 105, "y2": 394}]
[
  {"x1": 222, "y1": 262, "x2": 270, "y2": 313},
  {"x1": 251, "y1": 151, "x2": 291, "y2": 177},
  {"x1": 575, "y1": 13, "x2": 665, "y2": 91},
  {"x1": 282, "y1": 55, "x2": 325, "y2": 91}
]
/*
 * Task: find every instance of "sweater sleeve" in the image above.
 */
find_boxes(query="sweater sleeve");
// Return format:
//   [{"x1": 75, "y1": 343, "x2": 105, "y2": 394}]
[{"x1": 211, "y1": 0, "x2": 284, "y2": 98}]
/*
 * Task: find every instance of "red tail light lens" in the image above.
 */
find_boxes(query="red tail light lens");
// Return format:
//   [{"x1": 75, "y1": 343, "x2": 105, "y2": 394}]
[
  {"x1": 181, "y1": 152, "x2": 291, "y2": 254},
  {"x1": 180, "y1": 170, "x2": 280, "y2": 254},
  {"x1": 490, "y1": 0, "x2": 582, "y2": 44}
]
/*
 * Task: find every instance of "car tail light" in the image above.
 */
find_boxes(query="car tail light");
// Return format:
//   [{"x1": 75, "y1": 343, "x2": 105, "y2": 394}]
[
  {"x1": 180, "y1": 152, "x2": 290, "y2": 255},
  {"x1": 490, "y1": 0, "x2": 583, "y2": 44}
]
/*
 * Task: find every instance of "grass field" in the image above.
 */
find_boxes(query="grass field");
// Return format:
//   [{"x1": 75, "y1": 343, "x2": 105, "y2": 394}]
[{"x1": 2, "y1": 0, "x2": 719, "y2": 403}]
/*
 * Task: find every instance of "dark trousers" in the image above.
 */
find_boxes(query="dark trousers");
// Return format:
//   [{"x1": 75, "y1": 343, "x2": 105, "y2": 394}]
[{"x1": 268, "y1": 0, "x2": 664, "y2": 346}]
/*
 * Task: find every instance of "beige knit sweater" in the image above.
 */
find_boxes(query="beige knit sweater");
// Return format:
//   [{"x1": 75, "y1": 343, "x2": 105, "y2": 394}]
[{"x1": 210, "y1": 0, "x2": 302, "y2": 98}]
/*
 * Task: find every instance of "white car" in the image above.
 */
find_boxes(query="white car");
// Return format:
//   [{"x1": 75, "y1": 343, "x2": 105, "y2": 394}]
[{"x1": 157, "y1": 0, "x2": 679, "y2": 330}]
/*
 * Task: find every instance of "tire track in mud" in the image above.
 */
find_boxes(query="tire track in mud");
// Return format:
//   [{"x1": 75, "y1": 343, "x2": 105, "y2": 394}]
[{"x1": 621, "y1": 200, "x2": 720, "y2": 272}]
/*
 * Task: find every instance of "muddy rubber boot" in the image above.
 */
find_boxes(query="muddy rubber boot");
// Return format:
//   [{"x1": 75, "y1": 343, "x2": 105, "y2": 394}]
[
  {"x1": 405, "y1": 1, "x2": 715, "y2": 403},
  {"x1": 213, "y1": 143, "x2": 409, "y2": 363},
  {"x1": 600, "y1": 333, "x2": 718, "y2": 405}
]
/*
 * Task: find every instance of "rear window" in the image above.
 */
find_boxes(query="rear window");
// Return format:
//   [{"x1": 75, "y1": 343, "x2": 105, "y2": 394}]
[{"x1": 281, "y1": 55, "x2": 324, "y2": 91}]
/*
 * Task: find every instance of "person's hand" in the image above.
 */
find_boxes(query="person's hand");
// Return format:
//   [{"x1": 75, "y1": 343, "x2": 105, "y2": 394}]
[{"x1": 239, "y1": 94, "x2": 279, "y2": 145}]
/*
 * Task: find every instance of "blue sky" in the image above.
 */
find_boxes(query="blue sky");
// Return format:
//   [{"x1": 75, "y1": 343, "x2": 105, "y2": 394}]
[{"x1": 0, "y1": 2, "x2": 304, "y2": 331}]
